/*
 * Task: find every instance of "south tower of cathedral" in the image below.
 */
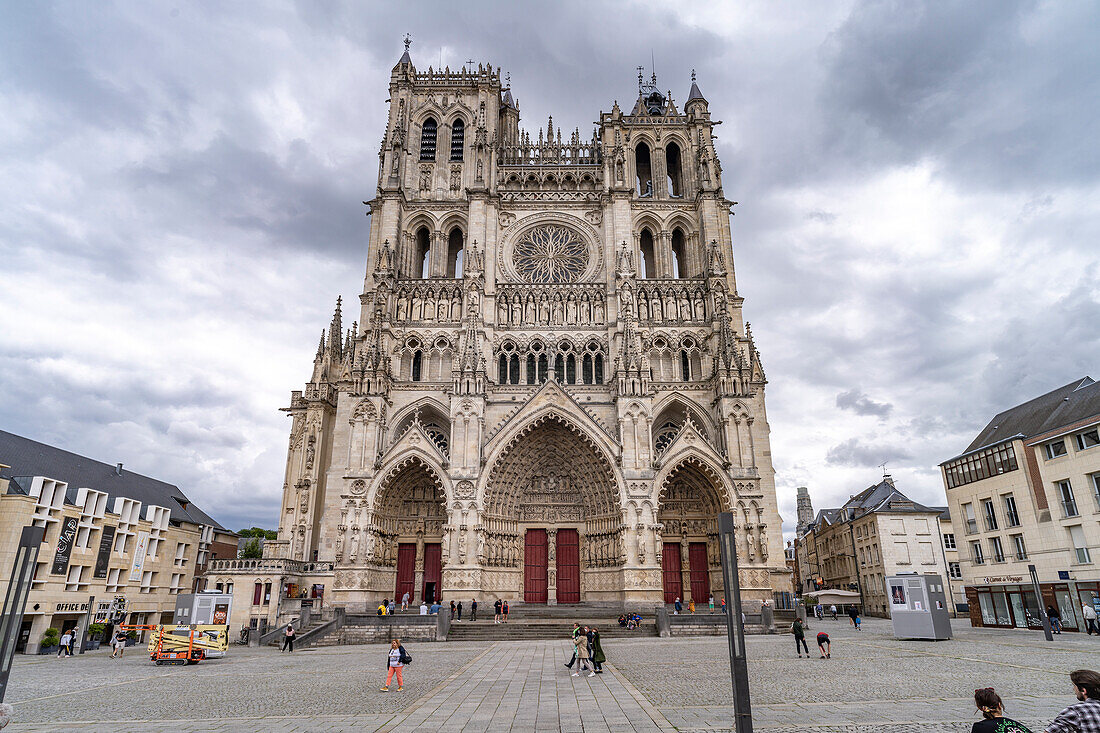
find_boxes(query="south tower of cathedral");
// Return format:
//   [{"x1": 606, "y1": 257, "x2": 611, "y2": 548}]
[{"x1": 269, "y1": 42, "x2": 788, "y2": 609}]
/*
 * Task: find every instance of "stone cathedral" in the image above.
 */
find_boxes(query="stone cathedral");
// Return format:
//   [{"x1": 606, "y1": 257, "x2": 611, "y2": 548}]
[{"x1": 270, "y1": 43, "x2": 788, "y2": 609}]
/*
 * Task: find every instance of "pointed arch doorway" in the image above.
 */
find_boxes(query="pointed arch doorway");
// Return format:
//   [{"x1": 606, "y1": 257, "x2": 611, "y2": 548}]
[
  {"x1": 657, "y1": 460, "x2": 726, "y2": 605},
  {"x1": 373, "y1": 458, "x2": 446, "y2": 604},
  {"x1": 484, "y1": 413, "x2": 622, "y2": 603}
]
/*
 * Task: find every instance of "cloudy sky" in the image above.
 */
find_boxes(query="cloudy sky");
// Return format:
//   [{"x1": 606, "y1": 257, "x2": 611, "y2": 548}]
[{"x1": 2, "y1": 1, "x2": 1097, "y2": 534}]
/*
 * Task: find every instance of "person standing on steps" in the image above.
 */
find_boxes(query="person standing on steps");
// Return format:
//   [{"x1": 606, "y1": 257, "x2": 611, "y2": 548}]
[
  {"x1": 401, "y1": 592, "x2": 410, "y2": 612},
  {"x1": 449, "y1": 600, "x2": 456, "y2": 621},
  {"x1": 564, "y1": 623, "x2": 582, "y2": 670},
  {"x1": 589, "y1": 626, "x2": 605, "y2": 674},
  {"x1": 502, "y1": 599, "x2": 510, "y2": 623},
  {"x1": 674, "y1": 597, "x2": 682, "y2": 615},
  {"x1": 457, "y1": 601, "x2": 463, "y2": 621},
  {"x1": 792, "y1": 618, "x2": 809, "y2": 658},
  {"x1": 282, "y1": 622, "x2": 296, "y2": 652},
  {"x1": 381, "y1": 638, "x2": 409, "y2": 692},
  {"x1": 388, "y1": 598, "x2": 396, "y2": 615},
  {"x1": 494, "y1": 598, "x2": 502, "y2": 624},
  {"x1": 688, "y1": 599, "x2": 695, "y2": 614},
  {"x1": 709, "y1": 595, "x2": 715, "y2": 613},
  {"x1": 471, "y1": 598, "x2": 478, "y2": 621}
]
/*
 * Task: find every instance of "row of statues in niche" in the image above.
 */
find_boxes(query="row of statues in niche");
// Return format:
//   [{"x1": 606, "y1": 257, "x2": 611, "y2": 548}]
[
  {"x1": 497, "y1": 288, "x2": 606, "y2": 326},
  {"x1": 394, "y1": 286, "x2": 463, "y2": 322},
  {"x1": 634, "y1": 286, "x2": 709, "y2": 322}
]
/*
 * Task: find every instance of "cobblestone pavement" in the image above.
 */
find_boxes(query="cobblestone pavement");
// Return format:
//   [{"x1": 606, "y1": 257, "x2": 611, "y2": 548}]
[{"x1": 5, "y1": 617, "x2": 1097, "y2": 731}]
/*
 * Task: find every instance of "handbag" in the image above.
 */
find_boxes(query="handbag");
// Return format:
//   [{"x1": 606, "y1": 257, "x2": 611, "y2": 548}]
[{"x1": 399, "y1": 647, "x2": 412, "y2": 665}]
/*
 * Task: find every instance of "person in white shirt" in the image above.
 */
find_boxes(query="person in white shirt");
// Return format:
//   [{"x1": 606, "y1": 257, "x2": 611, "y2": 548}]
[
  {"x1": 1083, "y1": 601, "x2": 1099, "y2": 636},
  {"x1": 401, "y1": 592, "x2": 410, "y2": 612},
  {"x1": 419, "y1": 602, "x2": 428, "y2": 616},
  {"x1": 57, "y1": 630, "x2": 73, "y2": 658}
]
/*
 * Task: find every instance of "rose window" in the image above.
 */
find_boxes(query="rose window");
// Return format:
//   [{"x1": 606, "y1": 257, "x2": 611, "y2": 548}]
[{"x1": 512, "y1": 225, "x2": 589, "y2": 283}]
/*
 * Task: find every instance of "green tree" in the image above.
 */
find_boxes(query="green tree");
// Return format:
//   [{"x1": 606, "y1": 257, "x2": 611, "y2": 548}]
[
  {"x1": 240, "y1": 538, "x2": 263, "y2": 559},
  {"x1": 236, "y1": 527, "x2": 277, "y2": 540}
]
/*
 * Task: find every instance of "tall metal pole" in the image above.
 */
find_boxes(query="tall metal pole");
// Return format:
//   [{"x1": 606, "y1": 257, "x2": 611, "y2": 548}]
[
  {"x1": 0, "y1": 525, "x2": 46, "y2": 702},
  {"x1": 847, "y1": 522, "x2": 865, "y2": 613},
  {"x1": 1028, "y1": 564, "x2": 1053, "y2": 642},
  {"x1": 77, "y1": 595, "x2": 95, "y2": 654},
  {"x1": 718, "y1": 512, "x2": 752, "y2": 733}
]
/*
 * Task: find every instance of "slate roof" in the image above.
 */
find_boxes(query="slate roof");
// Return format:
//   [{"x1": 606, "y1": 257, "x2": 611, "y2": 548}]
[
  {"x1": 0, "y1": 430, "x2": 227, "y2": 531},
  {"x1": 687, "y1": 80, "x2": 706, "y2": 102},
  {"x1": 805, "y1": 479, "x2": 939, "y2": 533},
  {"x1": 963, "y1": 377, "x2": 1097, "y2": 453}
]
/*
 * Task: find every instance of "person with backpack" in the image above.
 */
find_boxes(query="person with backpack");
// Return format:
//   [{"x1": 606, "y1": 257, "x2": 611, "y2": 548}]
[
  {"x1": 381, "y1": 638, "x2": 410, "y2": 692},
  {"x1": 792, "y1": 618, "x2": 809, "y2": 658},
  {"x1": 494, "y1": 598, "x2": 503, "y2": 624}
]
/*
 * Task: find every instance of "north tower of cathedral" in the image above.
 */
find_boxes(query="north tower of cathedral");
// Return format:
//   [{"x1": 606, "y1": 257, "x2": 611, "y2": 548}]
[{"x1": 269, "y1": 41, "x2": 788, "y2": 609}]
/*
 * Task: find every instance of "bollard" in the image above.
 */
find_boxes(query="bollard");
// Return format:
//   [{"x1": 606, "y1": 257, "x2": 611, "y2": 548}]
[
  {"x1": 656, "y1": 605, "x2": 671, "y2": 638},
  {"x1": 761, "y1": 605, "x2": 775, "y2": 634}
]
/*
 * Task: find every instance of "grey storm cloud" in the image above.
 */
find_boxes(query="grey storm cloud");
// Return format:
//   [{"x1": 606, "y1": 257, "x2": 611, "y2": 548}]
[
  {"x1": 836, "y1": 389, "x2": 893, "y2": 417},
  {"x1": 1, "y1": 1, "x2": 1098, "y2": 532}
]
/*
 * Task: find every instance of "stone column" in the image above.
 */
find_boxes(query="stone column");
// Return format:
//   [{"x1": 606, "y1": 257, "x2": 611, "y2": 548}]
[{"x1": 414, "y1": 535, "x2": 425, "y2": 602}]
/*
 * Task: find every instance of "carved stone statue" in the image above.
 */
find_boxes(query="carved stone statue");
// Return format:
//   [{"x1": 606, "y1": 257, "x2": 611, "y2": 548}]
[{"x1": 348, "y1": 529, "x2": 360, "y2": 561}]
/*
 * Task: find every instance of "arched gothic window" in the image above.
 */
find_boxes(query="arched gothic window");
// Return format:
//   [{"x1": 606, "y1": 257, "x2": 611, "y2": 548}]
[
  {"x1": 635, "y1": 142, "x2": 653, "y2": 197},
  {"x1": 497, "y1": 343, "x2": 520, "y2": 384},
  {"x1": 450, "y1": 119, "x2": 465, "y2": 161},
  {"x1": 446, "y1": 227, "x2": 464, "y2": 278},
  {"x1": 419, "y1": 118, "x2": 437, "y2": 161},
  {"x1": 411, "y1": 350, "x2": 423, "y2": 381},
  {"x1": 653, "y1": 420, "x2": 681, "y2": 456},
  {"x1": 639, "y1": 228, "x2": 656, "y2": 279},
  {"x1": 415, "y1": 227, "x2": 430, "y2": 279},
  {"x1": 666, "y1": 141, "x2": 684, "y2": 197},
  {"x1": 680, "y1": 350, "x2": 691, "y2": 381},
  {"x1": 671, "y1": 228, "x2": 688, "y2": 279}
]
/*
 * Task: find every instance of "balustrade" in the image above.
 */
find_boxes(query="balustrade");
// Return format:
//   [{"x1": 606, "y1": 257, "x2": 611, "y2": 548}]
[{"x1": 207, "y1": 558, "x2": 335, "y2": 574}]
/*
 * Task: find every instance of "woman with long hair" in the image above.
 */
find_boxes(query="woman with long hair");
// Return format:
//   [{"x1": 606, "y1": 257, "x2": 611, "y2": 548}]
[
  {"x1": 971, "y1": 687, "x2": 1031, "y2": 732},
  {"x1": 381, "y1": 638, "x2": 409, "y2": 692}
]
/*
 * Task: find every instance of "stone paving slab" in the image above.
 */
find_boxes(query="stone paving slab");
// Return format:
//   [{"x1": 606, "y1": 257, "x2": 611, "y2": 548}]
[{"x1": 6, "y1": 617, "x2": 1097, "y2": 731}]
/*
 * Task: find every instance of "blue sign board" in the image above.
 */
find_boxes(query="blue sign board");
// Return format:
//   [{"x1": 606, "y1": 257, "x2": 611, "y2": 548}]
[{"x1": 1058, "y1": 571, "x2": 1070, "y2": 580}]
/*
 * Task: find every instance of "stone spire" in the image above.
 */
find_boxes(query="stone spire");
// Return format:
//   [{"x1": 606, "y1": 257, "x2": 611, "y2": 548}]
[
  {"x1": 795, "y1": 487, "x2": 814, "y2": 537},
  {"x1": 327, "y1": 296, "x2": 343, "y2": 361}
]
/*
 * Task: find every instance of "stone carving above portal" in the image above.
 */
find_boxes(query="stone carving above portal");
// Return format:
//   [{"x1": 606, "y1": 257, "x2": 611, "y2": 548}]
[{"x1": 454, "y1": 480, "x2": 475, "y2": 500}]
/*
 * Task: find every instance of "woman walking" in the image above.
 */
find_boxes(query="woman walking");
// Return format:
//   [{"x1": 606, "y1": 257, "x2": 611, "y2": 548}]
[
  {"x1": 381, "y1": 639, "x2": 409, "y2": 692},
  {"x1": 589, "y1": 627, "x2": 605, "y2": 674},
  {"x1": 970, "y1": 687, "x2": 1032, "y2": 732},
  {"x1": 792, "y1": 618, "x2": 809, "y2": 658},
  {"x1": 109, "y1": 630, "x2": 126, "y2": 659},
  {"x1": 571, "y1": 629, "x2": 592, "y2": 677}
]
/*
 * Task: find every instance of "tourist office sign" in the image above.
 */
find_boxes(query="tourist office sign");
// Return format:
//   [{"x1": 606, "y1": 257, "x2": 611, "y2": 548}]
[
  {"x1": 50, "y1": 516, "x2": 79, "y2": 575},
  {"x1": 981, "y1": 575, "x2": 1024, "y2": 584}
]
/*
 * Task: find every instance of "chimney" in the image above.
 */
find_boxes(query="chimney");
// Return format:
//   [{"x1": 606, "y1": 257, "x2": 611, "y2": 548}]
[{"x1": 115, "y1": 463, "x2": 123, "y2": 476}]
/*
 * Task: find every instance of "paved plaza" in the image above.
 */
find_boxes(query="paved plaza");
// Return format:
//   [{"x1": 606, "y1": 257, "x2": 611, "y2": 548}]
[{"x1": 4, "y1": 618, "x2": 1097, "y2": 731}]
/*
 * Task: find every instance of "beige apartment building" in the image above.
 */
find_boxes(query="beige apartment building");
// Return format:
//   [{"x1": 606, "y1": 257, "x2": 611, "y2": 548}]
[
  {"x1": 0, "y1": 430, "x2": 236, "y2": 653},
  {"x1": 941, "y1": 377, "x2": 1100, "y2": 631},
  {"x1": 793, "y1": 478, "x2": 954, "y2": 617}
]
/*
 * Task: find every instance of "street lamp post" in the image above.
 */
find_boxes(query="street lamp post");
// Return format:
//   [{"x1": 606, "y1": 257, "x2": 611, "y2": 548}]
[
  {"x1": 0, "y1": 525, "x2": 46, "y2": 703},
  {"x1": 1028, "y1": 564, "x2": 1053, "y2": 642},
  {"x1": 717, "y1": 512, "x2": 752, "y2": 733}
]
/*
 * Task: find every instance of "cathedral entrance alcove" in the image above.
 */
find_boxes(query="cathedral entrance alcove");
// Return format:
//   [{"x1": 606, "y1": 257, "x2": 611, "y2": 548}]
[
  {"x1": 484, "y1": 414, "x2": 623, "y2": 603},
  {"x1": 657, "y1": 460, "x2": 726, "y2": 605},
  {"x1": 373, "y1": 458, "x2": 446, "y2": 603}
]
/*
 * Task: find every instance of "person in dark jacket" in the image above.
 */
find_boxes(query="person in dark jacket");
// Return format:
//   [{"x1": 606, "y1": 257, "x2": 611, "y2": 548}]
[
  {"x1": 494, "y1": 598, "x2": 503, "y2": 624},
  {"x1": 589, "y1": 627, "x2": 606, "y2": 673},
  {"x1": 471, "y1": 599, "x2": 478, "y2": 621},
  {"x1": 449, "y1": 600, "x2": 456, "y2": 620},
  {"x1": 792, "y1": 618, "x2": 809, "y2": 658},
  {"x1": 1046, "y1": 605, "x2": 1062, "y2": 634},
  {"x1": 502, "y1": 600, "x2": 510, "y2": 622},
  {"x1": 457, "y1": 601, "x2": 463, "y2": 621}
]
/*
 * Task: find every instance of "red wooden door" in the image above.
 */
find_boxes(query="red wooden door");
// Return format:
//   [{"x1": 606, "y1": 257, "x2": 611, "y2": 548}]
[
  {"x1": 556, "y1": 529, "x2": 580, "y2": 603},
  {"x1": 524, "y1": 529, "x2": 548, "y2": 603},
  {"x1": 422, "y1": 543, "x2": 441, "y2": 602},
  {"x1": 662, "y1": 543, "x2": 682, "y2": 604},
  {"x1": 395, "y1": 543, "x2": 416, "y2": 602},
  {"x1": 688, "y1": 542, "x2": 711, "y2": 603}
]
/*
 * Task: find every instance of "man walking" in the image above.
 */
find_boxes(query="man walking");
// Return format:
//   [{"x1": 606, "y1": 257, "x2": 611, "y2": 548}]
[
  {"x1": 494, "y1": 598, "x2": 502, "y2": 624},
  {"x1": 471, "y1": 598, "x2": 478, "y2": 621},
  {"x1": 1082, "y1": 600, "x2": 1099, "y2": 636},
  {"x1": 282, "y1": 622, "x2": 296, "y2": 652},
  {"x1": 1045, "y1": 669, "x2": 1100, "y2": 732},
  {"x1": 830, "y1": 604, "x2": 837, "y2": 621}
]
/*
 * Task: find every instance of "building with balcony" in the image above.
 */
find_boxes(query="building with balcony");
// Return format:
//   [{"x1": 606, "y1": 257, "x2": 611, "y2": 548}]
[
  {"x1": 793, "y1": 478, "x2": 953, "y2": 617},
  {"x1": 204, "y1": 43, "x2": 791, "y2": 619},
  {"x1": 941, "y1": 376, "x2": 1100, "y2": 630},
  {"x1": 0, "y1": 430, "x2": 236, "y2": 653}
]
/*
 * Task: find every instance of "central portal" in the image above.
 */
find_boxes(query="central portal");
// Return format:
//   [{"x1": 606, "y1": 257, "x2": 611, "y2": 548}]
[{"x1": 484, "y1": 414, "x2": 625, "y2": 602}]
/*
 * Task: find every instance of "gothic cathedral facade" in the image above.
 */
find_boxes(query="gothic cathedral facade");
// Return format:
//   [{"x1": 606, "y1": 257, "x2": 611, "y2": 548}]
[{"x1": 272, "y1": 45, "x2": 788, "y2": 609}]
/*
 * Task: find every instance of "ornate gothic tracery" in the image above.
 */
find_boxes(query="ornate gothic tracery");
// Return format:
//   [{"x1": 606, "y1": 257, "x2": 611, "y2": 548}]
[{"x1": 512, "y1": 225, "x2": 589, "y2": 283}]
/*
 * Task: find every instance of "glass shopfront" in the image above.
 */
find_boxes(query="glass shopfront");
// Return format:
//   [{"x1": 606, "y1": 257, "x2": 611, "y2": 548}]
[{"x1": 969, "y1": 581, "x2": 1100, "y2": 631}]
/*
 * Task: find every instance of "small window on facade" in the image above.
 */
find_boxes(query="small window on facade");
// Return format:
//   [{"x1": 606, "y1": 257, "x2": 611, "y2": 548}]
[
  {"x1": 420, "y1": 117, "x2": 437, "y2": 161},
  {"x1": 415, "y1": 227, "x2": 431, "y2": 279},
  {"x1": 450, "y1": 119, "x2": 465, "y2": 161},
  {"x1": 666, "y1": 141, "x2": 683, "y2": 197},
  {"x1": 582, "y1": 354, "x2": 594, "y2": 384},
  {"x1": 411, "y1": 351, "x2": 423, "y2": 381},
  {"x1": 671, "y1": 228, "x2": 688, "y2": 279},
  {"x1": 594, "y1": 353, "x2": 604, "y2": 383},
  {"x1": 1076, "y1": 429, "x2": 1100, "y2": 451},
  {"x1": 508, "y1": 354, "x2": 519, "y2": 385},
  {"x1": 526, "y1": 354, "x2": 537, "y2": 384},
  {"x1": 565, "y1": 354, "x2": 576, "y2": 384},
  {"x1": 1045, "y1": 440, "x2": 1067, "y2": 459},
  {"x1": 639, "y1": 229, "x2": 656, "y2": 279},
  {"x1": 498, "y1": 354, "x2": 508, "y2": 384},
  {"x1": 635, "y1": 142, "x2": 653, "y2": 197},
  {"x1": 680, "y1": 350, "x2": 691, "y2": 381}
]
